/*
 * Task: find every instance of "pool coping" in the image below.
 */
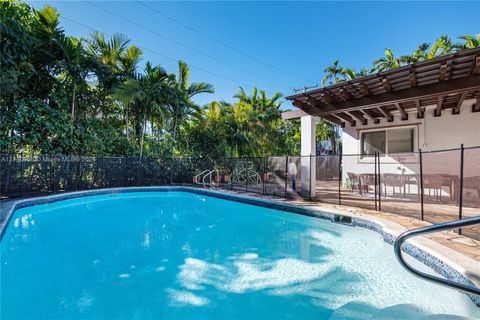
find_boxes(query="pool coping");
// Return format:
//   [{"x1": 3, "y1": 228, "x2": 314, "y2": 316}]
[{"x1": 1, "y1": 186, "x2": 479, "y2": 305}]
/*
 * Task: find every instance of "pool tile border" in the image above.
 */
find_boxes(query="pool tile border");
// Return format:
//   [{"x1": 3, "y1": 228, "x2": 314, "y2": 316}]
[{"x1": 1, "y1": 186, "x2": 479, "y2": 305}]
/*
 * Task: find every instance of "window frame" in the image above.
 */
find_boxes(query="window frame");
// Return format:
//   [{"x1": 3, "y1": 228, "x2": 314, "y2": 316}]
[{"x1": 359, "y1": 125, "x2": 418, "y2": 156}]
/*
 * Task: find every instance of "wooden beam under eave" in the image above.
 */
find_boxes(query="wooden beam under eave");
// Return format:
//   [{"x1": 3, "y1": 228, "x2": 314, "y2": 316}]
[
  {"x1": 334, "y1": 113, "x2": 356, "y2": 127},
  {"x1": 340, "y1": 87, "x2": 352, "y2": 100},
  {"x1": 434, "y1": 96, "x2": 444, "y2": 117},
  {"x1": 307, "y1": 96, "x2": 317, "y2": 106},
  {"x1": 381, "y1": 78, "x2": 392, "y2": 92},
  {"x1": 409, "y1": 67, "x2": 417, "y2": 87},
  {"x1": 328, "y1": 114, "x2": 346, "y2": 128},
  {"x1": 285, "y1": 49, "x2": 480, "y2": 102},
  {"x1": 439, "y1": 62, "x2": 447, "y2": 81},
  {"x1": 292, "y1": 99, "x2": 306, "y2": 109},
  {"x1": 360, "y1": 109, "x2": 380, "y2": 124},
  {"x1": 415, "y1": 100, "x2": 424, "y2": 118},
  {"x1": 346, "y1": 111, "x2": 367, "y2": 125},
  {"x1": 472, "y1": 56, "x2": 480, "y2": 74},
  {"x1": 452, "y1": 92, "x2": 467, "y2": 115},
  {"x1": 322, "y1": 115, "x2": 344, "y2": 126},
  {"x1": 292, "y1": 99, "x2": 319, "y2": 115},
  {"x1": 322, "y1": 89, "x2": 334, "y2": 103},
  {"x1": 360, "y1": 83, "x2": 370, "y2": 96},
  {"x1": 394, "y1": 102, "x2": 408, "y2": 120},
  {"x1": 311, "y1": 76, "x2": 480, "y2": 116},
  {"x1": 377, "y1": 106, "x2": 394, "y2": 122}
]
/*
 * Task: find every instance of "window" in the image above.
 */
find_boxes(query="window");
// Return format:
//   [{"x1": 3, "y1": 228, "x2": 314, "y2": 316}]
[
  {"x1": 388, "y1": 128, "x2": 414, "y2": 153},
  {"x1": 361, "y1": 131, "x2": 386, "y2": 154},
  {"x1": 361, "y1": 128, "x2": 415, "y2": 155}
]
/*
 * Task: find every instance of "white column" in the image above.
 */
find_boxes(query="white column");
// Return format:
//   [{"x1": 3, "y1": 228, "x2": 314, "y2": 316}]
[{"x1": 300, "y1": 116, "x2": 316, "y2": 198}]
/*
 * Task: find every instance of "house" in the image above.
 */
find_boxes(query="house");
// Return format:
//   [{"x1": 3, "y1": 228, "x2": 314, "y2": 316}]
[{"x1": 283, "y1": 48, "x2": 480, "y2": 199}]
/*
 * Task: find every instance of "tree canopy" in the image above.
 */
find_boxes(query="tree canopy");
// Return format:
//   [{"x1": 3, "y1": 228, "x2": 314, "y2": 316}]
[
  {"x1": 322, "y1": 34, "x2": 479, "y2": 86},
  {"x1": 0, "y1": 1, "x2": 299, "y2": 157},
  {"x1": 1, "y1": 1, "x2": 477, "y2": 158}
]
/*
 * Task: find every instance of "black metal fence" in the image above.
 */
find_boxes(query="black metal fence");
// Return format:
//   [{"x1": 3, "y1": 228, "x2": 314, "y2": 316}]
[{"x1": 1, "y1": 146, "x2": 479, "y2": 240}]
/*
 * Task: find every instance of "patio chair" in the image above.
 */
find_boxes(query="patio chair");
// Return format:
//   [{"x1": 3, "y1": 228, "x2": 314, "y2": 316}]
[
  {"x1": 347, "y1": 172, "x2": 361, "y2": 193},
  {"x1": 382, "y1": 173, "x2": 407, "y2": 197},
  {"x1": 359, "y1": 174, "x2": 376, "y2": 194},
  {"x1": 417, "y1": 174, "x2": 443, "y2": 202},
  {"x1": 464, "y1": 176, "x2": 480, "y2": 198}
]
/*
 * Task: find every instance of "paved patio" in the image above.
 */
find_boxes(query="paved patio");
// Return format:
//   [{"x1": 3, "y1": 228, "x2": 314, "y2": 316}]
[{"x1": 310, "y1": 180, "x2": 480, "y2": 241}]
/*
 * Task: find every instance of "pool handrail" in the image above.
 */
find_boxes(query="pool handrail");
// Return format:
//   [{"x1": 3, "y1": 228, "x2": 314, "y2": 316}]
[
  {"x1": 394, "y1": 216, "x2": 480, "y2": 296},
  {"x1": 194, "y1": 170, "x2": 210, "y2": 185},
  {"x1": 202, "y1": 169, "x2": 219, "y2": 188}
]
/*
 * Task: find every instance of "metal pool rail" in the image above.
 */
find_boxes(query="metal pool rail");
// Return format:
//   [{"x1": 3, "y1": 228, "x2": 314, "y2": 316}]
[{"x1": 394, "y1": 216, "x2": 480, "y2": 296}]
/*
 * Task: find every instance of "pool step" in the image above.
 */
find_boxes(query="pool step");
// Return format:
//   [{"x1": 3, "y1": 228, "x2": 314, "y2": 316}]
[
  {"x1": 328, "y1": 301, "x2": 380, "y2": 320},
  {"x1": 370, "y1": 304, "x2": 427, "y2": 319},
  {"x1": 329, "y1": 301, "x2": 475, "y2": 320},
  {"x1": 419, "y1": 316, "x2": 475, "y2": 320}
]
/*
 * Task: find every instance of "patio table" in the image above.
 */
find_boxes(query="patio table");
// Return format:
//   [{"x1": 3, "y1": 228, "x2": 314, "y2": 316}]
[
  {"x1": 438, "y1": 174, "x2": 459, "y2": 201},
  {"x1": 407, "y1": 173, "x2": 459, "y2": 202}
]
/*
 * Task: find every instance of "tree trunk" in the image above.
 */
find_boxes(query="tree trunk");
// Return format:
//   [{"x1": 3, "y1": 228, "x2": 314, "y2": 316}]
[
  {"x1": 70, "y1": 83, "x2": 76, "y2": 134},
  {"x1": 139, "y1": 104, "x2": 148, "y2": 159},
  {"x1": 125, "y1": 104, "x2": 129, "y2": 141}
]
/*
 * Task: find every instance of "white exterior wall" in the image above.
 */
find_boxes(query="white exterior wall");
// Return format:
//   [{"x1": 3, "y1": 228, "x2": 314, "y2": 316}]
[
  {"x1": 341, "y1": 98, "x2": 480, "y2": 183},
  {"x1": 300, "y1": 116, "x2": 316, "y2": 198}
]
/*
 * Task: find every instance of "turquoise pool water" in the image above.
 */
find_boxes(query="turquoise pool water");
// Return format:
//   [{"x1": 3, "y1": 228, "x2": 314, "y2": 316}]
[{"x1": 1, "y1": 191, "x2": 478, "y2": 319}]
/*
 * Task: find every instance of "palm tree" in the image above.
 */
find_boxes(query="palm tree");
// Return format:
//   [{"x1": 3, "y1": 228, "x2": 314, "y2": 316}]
[
  {"x1": 224, "y1": 102, "x2": 251, "y2": 157},
  {"x1": 58, "y1": 36, "x2": 88, "y2": 123},
  {"x1": 400, "y1": 42, "x2": 430, "y2": 64},
  {"x1": 229, "y1": 87, "x2": 284, "y2": 156},
  {"x1": 87, "y1": 32, "x2": 133, "y2": 92},
  {"x1": 424, "y1": 35, "x2": 455, "y2": 60},
  {"x1": 87, "y1": 32, "x2": 142, "y2": 140},
  {"x1": 117, "y1": 45, "x2": 143, "y2": 141},
  {"x1": 233, "y1": 87, "x2": 260, "y2": 110},
  {"x1": 340, "y1": 67, "x2": 372, "y2": 81},
  {"x1": 373, "y1": 48, "x2": 401, "y2": 71},
  {"x1": 114, "y1": 62, "x2": 170, "y2": 158},
  {"x1": 322, "y1": 60, "x2": 344, "y2": 86},
  {"x1": 455, "y1": 34, "x2": 480, "y2": 50},
  {"x1": 341, "y1": 68, "x2": 356, "y2": 81},
  {"x1": 167, "y1": 61, "x2": 214, "y2": 141}
]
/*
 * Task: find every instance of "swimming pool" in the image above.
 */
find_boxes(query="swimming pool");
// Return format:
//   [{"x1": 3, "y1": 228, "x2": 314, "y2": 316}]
[{"x1": 1, "y1": 190, "x2": 478, "y2": 319}]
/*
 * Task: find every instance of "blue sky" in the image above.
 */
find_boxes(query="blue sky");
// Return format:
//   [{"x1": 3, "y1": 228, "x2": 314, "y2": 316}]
[{"x1": 27, "y1": 1, "x2": 480, "y2": 109}]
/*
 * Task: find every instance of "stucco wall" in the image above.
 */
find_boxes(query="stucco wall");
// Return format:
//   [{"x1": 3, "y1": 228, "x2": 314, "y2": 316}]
[{"x1": 341, "y1": 98, "x2": 480, "y2": 183}]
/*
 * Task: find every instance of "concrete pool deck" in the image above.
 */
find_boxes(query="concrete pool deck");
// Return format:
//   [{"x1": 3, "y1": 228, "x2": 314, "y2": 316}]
[{"x1": 1, "y1": 186, "x2": 479, "y2": 304}]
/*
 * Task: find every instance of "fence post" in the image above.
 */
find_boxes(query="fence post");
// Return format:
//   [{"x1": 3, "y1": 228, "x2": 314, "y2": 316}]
[
  {"x1": 51, "y1": 154, "x2": 55, "y2": 193},
  {"x1": 284, "y1": 156, "x2": 288, "y2": 198},
  {"x1": 137, "y1": 156, "x2": 141, "y2": 186},
  {"x1": 124, "y1": 156, "x2": 128, "y2": 186},
  {"x1": 77, "y1": 155, "x2": 82, "y2": 190},
  {"x1": 245, "y1": 158, "x2": 248, "y2": 192},
  {"x1": 309, "y1": 155, "x2": 312, "y2": 201},
  {"x1": 171, "y1": 158, "x2": 175, "y2": 185},
  {"x1": 20, "y1": 153, "x2": 24, "y2": 196},
  {"x1": 230, "y1": 158, "x2": 234, "y2": 190},
  {"x1": 459, "y1": 144, "x2": 464, "y2": 235},
  {"x1": 263, "y1": 157, "x2": 267, "y2": 195},
  {"x1": 377, "y1": 152, "x2": 381, "y2": 211},
  {"x1": 419, "y1": 149, "x2": 424, "y2": 221},
  {"x1": 338, "y1": 151, "x2": 342, "y2": 205},
  {"x1": 374, "y1": 152, "x2": 378, "y2": 211},
  {"x1": 101, "y1": 156, "x2": 105, "y2": 189}
]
